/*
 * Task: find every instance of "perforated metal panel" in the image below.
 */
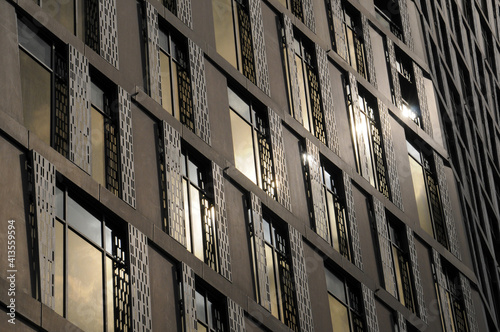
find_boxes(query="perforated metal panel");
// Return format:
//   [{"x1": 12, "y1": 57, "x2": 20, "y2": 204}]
[
  {"x1": 68, "y1": 45, "x2": 91, "y2": 174},
  {"x1": 302, "y1": 0, "x2": 315, "y2": 32},
  {"x1": 387, "y1": 39, "x2": 403, "y2": 110},
  {"x1": 407, "y1": 226, "x2": 427, "y2": 323},
  {"x1": 163, "y1": 121, "x2": 186, "y2": 246},
  {"x1": 373, "y1": 197, "x2": 397, "y2": 297},
  {"x1": 413, "y1": 64, "x2": 433, "y2": 137},
  {"x1": 99, "y1": 0, "x2": 119, "y2": 68},
  {"x1": 250, "y1": 193, "x2": 271, "y2": 311},
  {"x1": 283, "y1": 15, "x2": 303, "y2": 125},
  {"x1": 361, "y1": 284, "x2": 379, "y2": 332},
  {"x1": 118, "y1": 87, "x2": 136, "y2": 208},
  {"x1": 378, "y1": 99, "x2": 403, "y2": 210},
  {"x1": 249, "y1": 0, "x2": 270, "y2": 95},
  {"x1": 212, "y1": 162, "x2": 232, "y2": 281},
  {"x1": 432, "y1": 249, "x2": 453, "y2": 331},
  {"x1": 181, "y1": 262, "x2": 197, "y2": 332},
  {"x1": 398, "y1": 0, "x2": 413, "y2": 50},
  {"x1": 177, "y1": 0, "x2": 193, "y2": 29},
  {"x1": 397, "y1": 312, "x2": 407, "y2": 332},
  {"x1": 145, "y1": 2, "x2": 162, "y2": 104},
  {"x1": 128, "y1": 224, "x2": 152, "y2": 332},
  {"x1": 188, "y1": 39, "x2": 211, "y2": 145},
  {"x1": 459, "y1": 274, "x2": 479, "y2": 332},
  {"x1": 288, "y1": 225, "x2": 314, "y2": 332},
  {"x1": 329, "y1": 0, "x2": 347, "y2": 61},
  {"x1": 268, "y1": 108, "x2": 291, "y2": 211},
  {"x1": 343, "y1": 172, "x2": 363, "y2": 270},
  {"x1": 32, "y1": 151, "x2": 56, "y2": 309},
  {"x1": 433, "y1": 151, "x2": 460, "y2": 260},
  {"x1": 362, "y1": 14, "x2": 377, "y2": 87},
  {"x1": 227, "y1": 298, "x2": 246, "y2": 332},
  {"x1": 315, "y1": 44, "x2": 340, "y2": 155}
]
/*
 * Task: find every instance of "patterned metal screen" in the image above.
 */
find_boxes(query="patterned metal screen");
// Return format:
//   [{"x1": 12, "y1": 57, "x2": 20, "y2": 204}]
[
  {"x1": 256, "y1": 114, "x2": 276, "y2": 199},
  {"x1": 425, "y1": 171, "x2": 448, "y2": 248},
  {"x1": 178, "y1": 62, "x2": 195, "y2": 131},
  {"x1": 164, "y1": 0, "x2": 177, "y2": 15},
  {"x1": 370, "y1": 120, "x2": 390, "y2": 199},
  {"x1": 104, "y1": 91, "x2": 121, "y2": 198},
  {"x1": 112, "y1": 230, "x2": 131, "y2": 331},
  {"x1": 237, "y1": 1, "x2": 256, "y2": 84},
  {"x1": 249, "y1": 0, "x2": 270, "y2": 94},
  {"x1": 86, "y1": 0, "x2": 100, "y2": 54},
  {"x1": 307, "y1": 65, "x2": 326, "y2": 145},
  {"x1": 54, "y1": 51, "x2": 69, "y2": 158},
  {"x1": 291, "y1": 0, "x2": 304, "y2": 22}
]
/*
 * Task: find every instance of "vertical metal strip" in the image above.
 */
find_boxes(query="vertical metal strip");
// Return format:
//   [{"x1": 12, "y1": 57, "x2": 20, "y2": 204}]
[
  {"x1": 249, "y1": 0, "x2": 270, "y2": 95},
  {"x1": 433, "y1": 151, "x2": 460, "y2": 259},
  {"x1": 283, "y1": 15, "x2": 303, "y2": 124},
  {"x1": 163, "y1": 121, "x2": 186, "y2": 247},
  {"x1": 118, "y1": 87, "x2": 136, "y2": 208},
  {"x1": 432, "y1": 249, "x2": 453, "y2": 331},
  {"x1": 128, "y1": 224, "x2": 153, "y2": 332},
  {"x1": 397, "y1": 312, "x2": 407, "y2": 332},
  {"x1": 250, "y1": 193, "x2": 271, "y2": 311},
  {"x1": 362, "y1": 14, "x2": 377, "y2": 87},
  {"x1": 373, "y1": 197, "x2": 397, "y2": 297},
  {"x1": 378, "y1": 99, "x2": 403, "y2": 210},
  {"x1": 177, "y1": 0, "x2": 193, "y2": 29},
  {"x1": 459, "y1": 274, "x2": 479, "y2": 332},
  {"x1": 212, "y1": 162, "x2": 232, "y2": 281},
  {"x1": 188, "y1": 39, "x2": 211, "y2": 145},
  {"x1": 315, "y1": 44, "x2": 340, "y2": 155},
  {"x1": 302, "y1": 0, "x2": 316, "y2": 32},
  {"x1": 268, "y1": 108, "x2": 292, "y2": 211},
  {"x1": 398, "y1": 0, "x2": 414, "y2": 50},
  {"x1": 227, "y1": 298, "x2": 246, "y2": 332},
  {"x1": 146, "y1": 2, "x2": 162, "y2": 104},
  {"x1": 330, "y1": 0, "x2": 348, "y2": 61},
  {"x1": 407, "y1": 225, "x2": 427, "y2": 322},
  {"x1": 32, "y1": 151, "x2": 56, "y2": 309},
  {"x1": 361, "y1": 284, "x2": 380, "y2": 332},
  {"x1": 99, "y1": 0, "x2": 119, "y2": 68},
  {"x1": 68, "y1": 45, "x2": 91, "y2": 174},
  {"x1": 413, "y1": 64, "x2": 433, "y2": 137},
  {"x1": 288, "y1": 225, "x2": 314, "y2": 332},
  {"x1": 181, "y1": 262, "x2": 197, "y2": 332},
  {"x1": 343, "y1": 172, "x2": 363, "y2": 269},
  {"x1": 387, "y1": 39, "x2": 403, "y2": 110}
]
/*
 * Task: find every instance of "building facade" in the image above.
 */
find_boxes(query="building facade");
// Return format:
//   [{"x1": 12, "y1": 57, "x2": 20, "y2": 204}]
[{"x1": 0, "y1": 0, "x2": 499, "y2": 331}]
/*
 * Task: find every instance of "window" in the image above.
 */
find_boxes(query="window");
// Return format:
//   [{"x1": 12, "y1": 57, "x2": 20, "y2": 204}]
[
  {"x1": 159, "y1": 27, "x2": 194, "y2": 130},
  {"x1": 228, "y1": 87, "x2": 276, "y2": 198},
  {"x1": 18, "y1": 18, "x2": 69, "y2": 157},
  {"x1": 284, "y1": 31, "x2": 326, "y2": 143},
  {"x1": 54, "y1": 185, "x2": 130, "y2": 332},
  {"x1": 373, "y1": 0, "x2": 404, "y2": 42},
  {"x1": 393, "y1": 49, "x2": 421, "y2": 127},
  {"x1": 407, "y1": 141, "x2": 448, "y2": 248},
  {"x1": 212, "y1": 0, "x2": 256, "y2": 83},
  {"x1": 325, "y1": 1, "x2": 367, "y2": 78},
  {"x1": 325, "y1": 269, "x2": 365, "y2": 332},
  {"x1": 194, "y1": 283, "x2": 227, "y2": 332},
  {"x1": 278, "y1": 0, "x2": 305, "y2": 23},
  {"x1": 161, "y1": 0, "x2": 177, "y2": 15},
  {"x1": 346, "y1": 83, "x2": 390, "y2": 198}
]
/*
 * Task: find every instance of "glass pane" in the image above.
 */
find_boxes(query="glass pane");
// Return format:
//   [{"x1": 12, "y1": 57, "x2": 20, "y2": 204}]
[
  {"x1": 230, "y1": 111, "x2": 257, "y2": 184},
  {"x1": 56, "y1": 186, "x2": 64, "y2": 220},
  {"x1": 393, "y1": 246, "x2": 404, "y2": 304},
  {"x1": 326, "y1": 192, "x2": 338, "y2": 251},
  {"x1": 228, "y1": 88, "x2": 251, "y2": 122},
  {"x1": 91, "y1": 107, "x2": 106, "y2": 188},
  {"x1": 67, "y1": 195, "x2": 102, "y2": 246},
  {"x1": 263, "y1": 219, "x2": 271, "y2": 244},
  {"x1": 408, "y1": 157, "x2": 433, "y2": 235},
  {"x1": 213, "y1": 0, "x2": 237, "y2": 68},
  {"x1": 67, "y1": 230, "x2": 103, "y2": 332},
  {"x1": 197, "y1": 323, "x2": 208, "y2": 332},
  {"x1": 53, "y1": 0, "x2": 75, "y2": 35},
  {"x1": 196, "y1": 291, "x2": 207, "y2": 323},
  {"x1": 188, "y1": 158, "x2": 199, "y2": 184},
  {"x1": 329, "y1": 294, "x2": 350, "y2": 332},
  {"x1": 347, "y1": 29, "x2": 357, "y2": 70},
  {"x1": 91, "y1": 83, "x2": 104, "y2": 111},
  {"x1": 159, "y1": 30, "x2": 169, "y2": 52},
  {"x1": 172, "y1": 62, "x2": 180, "y2": 121},
  {"x1": 76, "y1": 0, "x2": 85, "y2": 41},
  {"x1": 407, "y1": 141, "x2": 421, "y2": 163},
  {"x1": 295, "y1": 55, "x2": 310, "y2": 131},
  {"x1": 190, "y1": 185, "x2": 204, "y2": 261},
  {"x1": 106, "y1": 257, "x2": 114, "y2": 332},
  {"x1": 18, "y1": 20, "x2": 51, "y2": 67},
  {"x1": 105, "y1": 226, "x2": 112, "y2": 254},
  {"x1": 266, "y1": 245, "x2": 279, "y2": 319},
  {"x1": 325, "y1": 269, "x2": 346, "y2": 303},
  {"x1": 20, "y1": 50, "x2": 51, "y2": 146},
  {"x1": 183, "y1": 179, "x2": 192, "y2": 252},
  {"x1": 54, "y1": 220, "x2": 64, "y2": 316},
  {"x1": 160, "y1": 51, "x2": 173, "y2": 115}
]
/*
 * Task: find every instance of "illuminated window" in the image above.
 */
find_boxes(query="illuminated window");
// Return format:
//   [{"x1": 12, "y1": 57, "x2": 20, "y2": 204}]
[
  {"x1": 325, "y1": 268, "x2": 365, "y2": 332},
  {"x1": 346, "y1": 83, "x2": 390, "y2": 198},
  {"x1": 373, "y1": 0, "x2": 404, "y2": 42},
  {"x1": 212, "y1": 0, "x2": 256, "y2": 83},
  {"x1": 228, "y1": 87, "x2": 276, "y2": 199},
  {"x1": 407, "y1": 141, "x2": 449, "y2": 248},
  {"x1": 54, "y1": 185, "x2": 130, "y2": 332},
  {"x1": 194, "y1": 283, "x2": 227, "y2": 332}
]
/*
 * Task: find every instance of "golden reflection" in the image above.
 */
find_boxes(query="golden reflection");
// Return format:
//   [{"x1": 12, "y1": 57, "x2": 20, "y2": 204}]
[
  {"x1": 213, "y1": 0, "x2": 237, "y2": 68},
  {"x1": 54, "y1": 221, "x2": 64, "y2": 316},
  {"x1": 409, "y1": 157, "x2": 433, "y2": 235},
  {"x1": 328, "y1": 295, "x2": 349, "y2": 332},
  {"x1": 91, "y1": 107, "x2": 106, "y2": 188},
  {"x1": 230, "y1": 111, "x2": 257, "y2": 184},
  {"x1": 160, "y1": 52, "x2": 173, "y2": 115},
  {"x1": 190, "y1": 184, "x2": 204, "y2": 261}
]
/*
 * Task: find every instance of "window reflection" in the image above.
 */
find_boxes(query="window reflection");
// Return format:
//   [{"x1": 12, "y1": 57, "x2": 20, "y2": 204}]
[{"x1": 230, "y1": 111, "x2": 257, "y2": 184}]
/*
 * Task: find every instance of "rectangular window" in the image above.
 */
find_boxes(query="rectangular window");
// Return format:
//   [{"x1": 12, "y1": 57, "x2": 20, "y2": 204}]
[
  {"x1": 54, "y1": 185, "x2": 130, "y2": 332},
  {"x1": 278, "y1": 0, "x2": 305, "y2": 23},
  {"x1": 373, "y1": 0, "x2": 404, "y2": 42},
  {"x1": 228, "y1": 87, "x2": 276, "y2": 199},
  {"x1": 212, "y1": 0, "x2": 256, "y2": 83},
  {"x1": 194, "y1": 282, "x2": 227, "y2": 332}
]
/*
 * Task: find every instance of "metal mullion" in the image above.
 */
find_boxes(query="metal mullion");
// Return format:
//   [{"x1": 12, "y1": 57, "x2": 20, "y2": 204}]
[
  {"x1": 101, "y1": 217, "x2": 108, "y2": 332},
  {"x1": 63, "y1": 188, "x2": 69, "y2": 318},
  {"x1": 184, "y1": 175, "x2": 195, "y2": 254}
]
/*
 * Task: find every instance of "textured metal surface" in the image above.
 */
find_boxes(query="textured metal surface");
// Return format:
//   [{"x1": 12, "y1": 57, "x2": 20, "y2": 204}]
[
  {"x1": 413, "y1": 64, "x2": 433, "y2": 137},
  {"x1": 250, "y1": 193, "x2": 271, "y2": 310},
  {"x1": 315, "y1": 44, "x2": 340, "y2": 155},
  {"x1": 361, "y1": 284, "x2": 379, "y2": 332},
  {"x1": 146, "y1": 2, "x2": 162, "y2": 104},
  {"x1": 163, "y1": 121, "x2": 186, "y2": 246},
  {"x1": 177, "y1": 0, "x2": 193, "y2": 29},
  {"x1": 227, "y1": 298, "x2": 246, "y2": 332},
  {"x1": 99, "y1": 0, "x2": 119, "y2": 68},
  {"x1": 397, "y1": 312, "x2": 407, "y2": 332},
  {"x1": 54, "y1": 53, "x2": 69, "y2": 158},
  {"x1": 378, "y1": 99, "x2": 403, "y2": 210},
  {"x1": 181, "y1": 262, "x2": 197, "y2": 332},
  {"x1": 118, "y1": 87, "x2": 136, "y2": 208},
  {"x1": 212, "y1": 162, "x2": 232, "y2": 281},
  {"x1": 249, "y1": 0, "x2": 270, "y2": 95},
  {"x1": 362, "y1": 14, "x2": 377, "y2": 87},
  {"x1": 128, "y1": 224, "x2": 152, "y2": 332},
  {"x1": 302, "y1": 0, "x2": 316, "y2": 32},
  {"x1": 32, "y1": 151, "x2": 56, "y2": 309},
  {"x1": 343, "y1": 172, "x2": 363, "y2": 269},
  {"x1": 288, "y1": 225, "x2": 314, "y2": 332},
  {"x1": 432, "y1": 249, "x2": 453, "y2": 331},
  {"x1": 188, "y1": 39, "x2": 211, "y2": 145},
  {"x1": 305, "y1": 139, "x2": 329, "y2": 244},
  {"x1": 283, "y1": 15, "x2": 303, "y2": 125},
  {"x1": 238, "y1": 3, "x2": 257, "y2": 84},
  {"x1": 387, "y1": 39, "x2": 403, "y2": 110},
  {"x1": 407, "y1": 226, "x2": 427, "y2": 322},
  {"x1": 268, "y1": 108, "x2": 292, "y2": 211},
  {"x1": 459, "y1": 274, "x2": 479, "y2": 332},
  {"x1": 373, "y1": 197, "x2": 397, "y2": 297},
  {"x1": 433, "y1": 151, "x2": 461, "y2": 259},
  {"x1": 398, "y1": 0, "x2": 413, "y2": 50},
  {"x1": 330, "y1": 0, "x2": 348, "y2": 61},
  {"x1": 68, "y1": 45, "x2": 91, "y2": 174}
]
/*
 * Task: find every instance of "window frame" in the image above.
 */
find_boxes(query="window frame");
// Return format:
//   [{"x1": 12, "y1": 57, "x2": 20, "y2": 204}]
[{"x1": 194, "y1": 281, "x2": 227, "y2": 332}]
